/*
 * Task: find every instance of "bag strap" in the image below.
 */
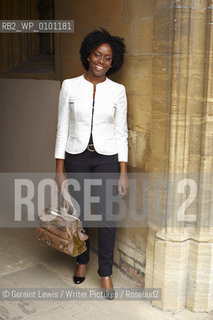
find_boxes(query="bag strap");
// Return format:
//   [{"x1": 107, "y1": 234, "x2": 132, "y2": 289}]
[
  {"x1": 60, "y1": 189, "x2": 78, "y2": 218},
  {"x1": 51, "y1": 184, "x2": 79, "y2": 219}
]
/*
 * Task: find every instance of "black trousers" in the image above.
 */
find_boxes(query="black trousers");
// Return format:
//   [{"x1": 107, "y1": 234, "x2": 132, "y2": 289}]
[{"x1": 64, "y1": 149, "x2": 120, "y2": 277}]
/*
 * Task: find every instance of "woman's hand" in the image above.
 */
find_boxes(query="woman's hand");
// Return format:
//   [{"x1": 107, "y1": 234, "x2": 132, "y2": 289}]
[
  {"x1": 118, "y1": 172, "x2": 129, "y2": 196},
  {"x1": 55, "y1": 159, "x2": 74, "y2": 213},
  {"x1": 55, "y1": 172, "x2": 75, "y2": 213},
  {"x1": 55, "y1": 171, "x2": 68, "y2": 193}
]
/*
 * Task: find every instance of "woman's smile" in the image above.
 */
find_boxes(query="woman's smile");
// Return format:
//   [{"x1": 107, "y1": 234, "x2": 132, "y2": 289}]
[{"x1": 94, "y1": 64, "x2": 105, "y2": 71}]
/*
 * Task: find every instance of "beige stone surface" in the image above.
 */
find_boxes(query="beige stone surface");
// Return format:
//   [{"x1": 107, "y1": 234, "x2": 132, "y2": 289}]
[
  {"x1": 123, "y1": 0, "x2": 154, "y2": 21},
  {"x1": 131, "y1": 19, "x2": 153, "y2": 54},
  {"x1": 128, "y1": 130, "x2": 147, "y2": 168},
  {"x1": 123, "y1": 56, "x2": 152, "y2": 94},
  {"x1": 127, "y1": 94, "x2": 152, "y2": 132},
  {"x1": 146, "y1": 227, "x2": 213, "y2": 312}
]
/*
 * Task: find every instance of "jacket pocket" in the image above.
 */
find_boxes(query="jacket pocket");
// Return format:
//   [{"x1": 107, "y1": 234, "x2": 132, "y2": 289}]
[{"x1": 69, "y1": 100, "x2": 75, "y2": 121}]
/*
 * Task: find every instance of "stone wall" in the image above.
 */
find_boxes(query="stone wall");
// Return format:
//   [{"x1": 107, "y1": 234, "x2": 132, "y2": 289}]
[{"x1": 145, "y1": 0, "x2": 213, "y2": 312}]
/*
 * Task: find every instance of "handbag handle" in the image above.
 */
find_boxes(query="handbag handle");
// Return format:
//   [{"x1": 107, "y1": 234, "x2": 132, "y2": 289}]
[
  {"x1": 61, "y1": 189, "x2": 78, "y2": 217},
  {"x1": 51, "y1": 182, "x2": 79, "y2": 218}
]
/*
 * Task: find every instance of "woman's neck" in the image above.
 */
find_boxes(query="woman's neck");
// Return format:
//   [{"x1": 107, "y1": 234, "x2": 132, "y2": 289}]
[{"x1": 84, "y1": 72, "x2": 106, "y2": 85}]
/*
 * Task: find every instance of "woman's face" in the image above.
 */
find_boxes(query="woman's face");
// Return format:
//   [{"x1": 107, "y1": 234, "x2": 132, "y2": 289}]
[{"x1": 87, "y1": 43, "x2": 113, "y2": 77}]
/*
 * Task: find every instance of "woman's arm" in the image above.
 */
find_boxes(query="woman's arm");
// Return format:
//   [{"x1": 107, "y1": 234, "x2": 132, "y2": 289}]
[
  {"x1": 54, "y1": 80, "x2": 70, "y2": 160},
  {"x1": 56, "y1": 159, "x2": 64, "y2": 173},
  {"x1": 55, "y1": 159, "x2": 67, "y2": 192},
  {"x1": 114, "y1": 85, "x2": 128, "y2": 163},
  {"x1": 114, "y1": 85, "x2": 129, "y2": 195},
  {"x1": 54, "y1": 80, "x2": 69, "y2": 190},
  {"x1": 119, "y1": 161, "x2": 127, "y2": 174},
  {"x1": 118, "y1": 161, "x2": 129, "y2": 195}
]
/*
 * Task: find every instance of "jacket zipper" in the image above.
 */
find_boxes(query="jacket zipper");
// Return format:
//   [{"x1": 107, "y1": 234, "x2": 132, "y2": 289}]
[{"x1": 90, "y1": 98, "x2": 95, "y2": 136}]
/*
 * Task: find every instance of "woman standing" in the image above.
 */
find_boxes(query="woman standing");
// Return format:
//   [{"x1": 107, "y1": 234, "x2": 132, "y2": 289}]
[{"x1": 55, "y1": 28, "x2": 129, "y2": 300}]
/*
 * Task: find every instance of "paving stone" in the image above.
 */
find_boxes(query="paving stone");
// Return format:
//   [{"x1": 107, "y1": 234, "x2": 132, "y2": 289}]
[
  {"x1": 174, "y1": 309, "x2": 213, "y2": 320},
  {"x1": 22, "y1": 306, "x2": 73, "y2": 320},
  {"x1": 0, "y1": 264, "x2": 70, "y2": 288}
]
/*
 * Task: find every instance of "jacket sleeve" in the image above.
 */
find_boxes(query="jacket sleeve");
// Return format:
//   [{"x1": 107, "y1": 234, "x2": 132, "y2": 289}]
[
  {"x1": 54, "y1": 80, "x2": 69, "y2": 159},
  {"x1": 114, "y1": 85, "x2": 128, "y2": 162}
]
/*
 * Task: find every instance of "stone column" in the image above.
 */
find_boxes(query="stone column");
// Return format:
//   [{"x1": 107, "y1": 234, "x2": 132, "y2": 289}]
[{"x1": 145, "y1": 0, "x2": 213, "y2": 312}]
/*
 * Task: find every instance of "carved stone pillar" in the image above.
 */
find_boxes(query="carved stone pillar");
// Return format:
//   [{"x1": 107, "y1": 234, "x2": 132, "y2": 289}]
[{"x1": 145, "y1": 0, "x2": 213, "y2": 312}]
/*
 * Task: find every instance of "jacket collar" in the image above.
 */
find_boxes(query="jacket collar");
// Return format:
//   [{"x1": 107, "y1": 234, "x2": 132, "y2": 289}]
[{"x1": 82, "y1": 74, "x2": 109, "y2": 86}]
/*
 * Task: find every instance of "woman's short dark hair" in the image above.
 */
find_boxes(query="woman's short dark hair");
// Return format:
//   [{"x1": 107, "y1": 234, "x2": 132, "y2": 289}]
[{"x1": 79, "y1": 27, "x2": 126, "y2": 76}]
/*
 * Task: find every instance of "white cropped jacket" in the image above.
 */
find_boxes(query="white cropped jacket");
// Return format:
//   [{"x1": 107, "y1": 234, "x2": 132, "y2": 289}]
[{"x1": 54, "y1": 74, "x2": 128, "y2": 162}]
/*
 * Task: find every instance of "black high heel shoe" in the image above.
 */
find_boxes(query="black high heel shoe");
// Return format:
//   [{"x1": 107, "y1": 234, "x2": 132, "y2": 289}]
[
  {"x1": 73, "y1": 275, "x2": 85, "y2": 284},
  {"x1": 73, "y1": 263, "x2": 87, "y2": 284}
]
